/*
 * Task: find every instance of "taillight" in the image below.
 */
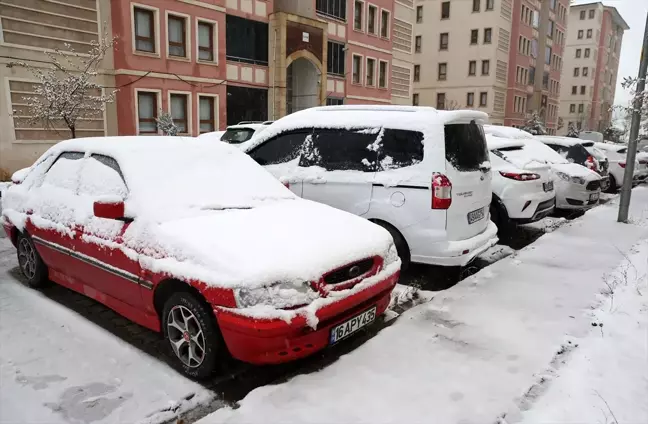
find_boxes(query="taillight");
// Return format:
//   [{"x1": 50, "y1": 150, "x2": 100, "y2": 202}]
[
  {"x1": 432, "y1": 173, "x2": 452, "y2": 209},
  {"x1": 639, "y1": 159, "x2": 648, "y2": 165},
  {"x1": 283, "y1": 181, "x2": 290, "y2": 189},
  {"x1": 499, "y1": 171, "x2": 541, "y2": 181},
  {"x1": 619, "y1": 162, "x2": 626, "y2": 168},
  {"x1": 586, "y1": 155, "x2": 598, "y2": 171}
]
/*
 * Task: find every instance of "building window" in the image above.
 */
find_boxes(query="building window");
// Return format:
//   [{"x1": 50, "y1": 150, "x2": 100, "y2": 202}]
[
  {"x1": 380, "y1": 10, "x2": 390, "y2": 38},
  {"x1": 584, "y1": 48, "x2": 590, "y2": 58},
  {"x1": 542, "y1": 71, "x2": 549, "y2": 89},
  {"x1": 439, "y1": 32, "x2": 448, "y2": 50},
  {"x1": 441, "y1": 1, "x2": 450, "y2": 19},
  {"x1": 580, "y1": 85, "x2": 586, "y2": 94},
  {"x1": 547, "y1": 20, "x2": 554, "y2": 39},
  {"x1": 479, "y1": 92, "x2": 487, "y2": 107},
  {"x1": 532, "y1": 10, "x2": 539, "y2": 28},
  {"x1": 438, "y1": 62, "x2": 447, "y2": 80},
  {"x1": 437, "y1": 93, "x2": 446, "y2": 109},
  {"x1": 574, "y1": 67, "x2": 579, "y2": 77},
  {"x1": 226, "y1": 85, "x2": 267, "y2": 125},
  {"x1": 134, "y1": 7, "x2": 155, "y2": 53},
  {"x1": 529, "y1": 66, "x2": 535, "y2": 84},
  {"x1": 571, "y1": 86, "x2": 577, "y2": 94},
  {"x1": 570, "y1": 104, "x2": 575, "y2": 113},
  {"x1": 137, "y1": 91, "x2": 158, "y2": 133},
  {"x1": 578, "y1": 30, "x2": 583, "y2": 39},
  {"x1": 468, "y1": 60, "x2": 476, "y2": 76},
  {"x1": 415, "y1": 35, "x2": 422, "y2": 52},
  {"x1": 550, "y1": 0, "x2": 556, "y2": 10},
  {"x1": 226, "y1": 15, "x2": 269, "y2": 65},
  {"x1": 578, "y1": 104, "x2": 584, "y2": 113},
  {"x1": 470, "y1": 29, "x2": 478, "y2": 45},
  {"x1": 378, "y1": 60, "x2": 388, "y2": 88},
  {"x1": 484, "y1": 28, "x2": 492, "y2": 44},
  {"x1": 198, "y1": 21, "x2": 215, "y2": 61},
  {"x1": 589, "y1": 9, "x2": 595, "y2": 19},
  {"x1": 326, "y1": 97, "x2": 344, "y2": 106},
  {"x1": 327, "y1": 41, "x2": 345, "y2": 75},
  {"x1": 575, "y1": 48, "x2": 581, "y2": 58},
  {"x1": 467, "y1": 92, "x2": 474, "y2": 106},
  {"x1": 545, "y1": 46, "x2": 551, "y2": 65},
  {"x1": 583, "y1": 67, "x2": 588, "y2": 77},
  {"x1": 352, "y1": 54, "x2": 362, "y2": 84},
  {"x1": 367, "y1": 4, "x2": 377, "y2": 34},
  {"x1": 416, "y1": 5, "x2": 423, "y2": 23},
  {"x1": 316, "y1": 0, "x2": 347, "y2": 21},
  {"x1": 580, "y1": 10, "x2": 586, "y2": 20},
  {"x1": 413, "y1": 65, "x2": 420, "y2": 82},
  {"x1": 586, "y1": 29, "x2": 592, "y2": 39},
  {"x1": 366, "y1": 57, "x2": 376, "y2": 86},
  {"x1": 486, "y1": 0, "x2": 494, "y2": 11},
  {"x1": 472, "y1": 0, "x2": 480, "y2": 12},
  {"x1": 413, "y1": 93, "x2": 419, "y2": 106},
  {"x1": 199, "y1": 96, "x2": 216, "y2": 133},
  {"x1": 168, "y1": 15, "x2": 187, "y2": 57},
  {"x1": 354, "y1": 1, "x2": 363, "y2": 31},
  {"x1": 481, "y1": 60, "x2": 490, "y2": 75},
  {"x1": 170, "y1": 93, "x2": 189, "y2": 134}
]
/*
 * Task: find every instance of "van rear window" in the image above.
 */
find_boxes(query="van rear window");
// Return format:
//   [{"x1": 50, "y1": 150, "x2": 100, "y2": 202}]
[{"x1": 444, "y1": 122, "x2": 489, "y2": 171}]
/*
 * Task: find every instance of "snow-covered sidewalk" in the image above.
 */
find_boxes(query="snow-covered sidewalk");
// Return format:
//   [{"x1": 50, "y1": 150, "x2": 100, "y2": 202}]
[
  {"x1": 198, "y1": 187, "x2": 648, "y2": 424},
  {"x1": 0, "y1": 238, "x2": 215, "y2": 424}
]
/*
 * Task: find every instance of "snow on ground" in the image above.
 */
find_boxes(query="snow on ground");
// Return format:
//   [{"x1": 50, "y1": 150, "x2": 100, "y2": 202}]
[
  {"x1": 198, "y1": 186, "x2": 648, "y2": 424},
  {"x1": 0, "y1": 237, "x2": 215, "y2": 424},
  {"x1": 520, "y1": 239, "x2": 648, "y2": 424}
]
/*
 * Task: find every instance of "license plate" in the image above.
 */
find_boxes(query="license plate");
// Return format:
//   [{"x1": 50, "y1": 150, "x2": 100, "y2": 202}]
[
  {"x1": 330, "y1": 306, "x2": 377, "y2": 345},
  {"x1": 467, "y1": 207, "x2": 485, "y2": 224},
  {"x1": 589, "y1": 192, "x2": 599, "y2": 202},
  {"x1": 543, "y1": 181, "x2": 554, "y2": 192}
]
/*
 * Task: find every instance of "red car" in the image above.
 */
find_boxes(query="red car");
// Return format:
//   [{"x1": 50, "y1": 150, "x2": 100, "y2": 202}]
[{"x1": 1, "y1": 137, "x2": 400, "y2": 379}]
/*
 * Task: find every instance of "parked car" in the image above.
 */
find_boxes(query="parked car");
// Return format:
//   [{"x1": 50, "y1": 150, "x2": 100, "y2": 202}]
[
  {"x1": 240, "y1": 105, "x2": 499, "y2": 269},
  {"x1": 1, "y1": 136, "x2": 401, "y2": 379},
  {"x1": 483, "y1": 126, "x2": 602, "y2": 210},
  {"x1": 220, "y1": 121, "x2": 271, "y2": 144},
  {"x1": 593, "y1": 142, "x2": 646, "y2": 190},
  {"x1": 535, "y1": 135, "x2": 610, "y2": 192},
  {"x1": 485, "y1": 134, "x2": 555, "y2": 234},
  {"x1": 578, "y1": 130, "x2": 604, "y2": 143},
  {"x1": 197, "y1": 130, "x2": 225, "y2": 142}
]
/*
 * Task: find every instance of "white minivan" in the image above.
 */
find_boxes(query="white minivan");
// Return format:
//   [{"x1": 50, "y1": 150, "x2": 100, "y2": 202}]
[{"x1": 240, "y1": 106, "x2": 498, "y2": 268}]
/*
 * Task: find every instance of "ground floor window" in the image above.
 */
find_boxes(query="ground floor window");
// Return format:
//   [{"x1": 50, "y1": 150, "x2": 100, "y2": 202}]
[
  {"x1": 137, "y1": 91, "x2": 158, "y2": 134},
  {"x1": 199, "y1": 96, "x2": 217, "y2": 133},
  {"x1": 226, "y1": 85, "x2": 267, "y2": 125},
  {"x1": 170, "y1": 93, "x2": 189, "y2": 134},
  {"x1": 326, "y1": 97, "x2": 344, "y2": 106}
]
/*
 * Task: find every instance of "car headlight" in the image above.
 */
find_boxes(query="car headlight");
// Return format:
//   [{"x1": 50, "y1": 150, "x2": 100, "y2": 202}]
[
  {"x1": 235, "y1": 282, "x2": 319, "y2": 308},
  {"x1": 556, "y1": 171, "x2": 570, "y2": 181},
  {"x1": 570, "y1": 176, "x2": 586, "y2": 185}
]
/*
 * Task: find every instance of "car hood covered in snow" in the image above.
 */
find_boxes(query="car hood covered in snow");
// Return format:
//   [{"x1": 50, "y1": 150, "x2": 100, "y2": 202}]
[{"x1": 550, "y1": 162, "x2": 601, "y2": 180}]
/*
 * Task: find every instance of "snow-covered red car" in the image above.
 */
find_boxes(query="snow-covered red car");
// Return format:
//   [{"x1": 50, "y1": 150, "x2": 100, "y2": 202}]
[{"x1": 0, "y1": 137, "x2": 400, "y2": 379}]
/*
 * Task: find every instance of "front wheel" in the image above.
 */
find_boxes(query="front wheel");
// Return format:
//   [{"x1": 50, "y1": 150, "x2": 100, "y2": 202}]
[
  {"x1": 606, "y1": 174, "x2": 617, "y2": 193},
  {"x1": 162, "y1": 291, "x2": 222, "y2": 379},
  {"x1": 16, "y1": 233, "x2": 48, "y2": 288}
]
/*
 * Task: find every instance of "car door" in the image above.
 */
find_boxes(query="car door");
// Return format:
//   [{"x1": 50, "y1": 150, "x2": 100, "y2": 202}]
[
  {"x1": 299, "y1": 128, "x2": 377, "y2": 216},
  {"x1": 72, "y1": 154, "x2": 144, "y2": 309},
  {"x1": 247, "y1": 130, "x2": 312, "y2": 196},
  {"x1": 26, "y1": 151, "x2": 85, "y2": 286}
]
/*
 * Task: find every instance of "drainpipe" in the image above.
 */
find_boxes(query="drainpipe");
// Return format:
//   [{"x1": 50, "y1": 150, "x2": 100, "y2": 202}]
[{"x1": 273, "y1": 27, "x2": 277, "y2": 120}]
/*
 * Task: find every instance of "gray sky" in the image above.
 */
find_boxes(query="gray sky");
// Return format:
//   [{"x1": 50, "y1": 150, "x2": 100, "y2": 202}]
[{"x1": 572, "y1": 0, "x2": 647, "y2": 106}]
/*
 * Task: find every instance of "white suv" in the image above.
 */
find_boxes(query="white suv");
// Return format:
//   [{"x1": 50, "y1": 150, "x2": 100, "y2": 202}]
[
  {"x1": 241, "y1": 106, "x2": 498, "y2": 268},
  {"x1": 219, "y1": 121, "x2": 272, "y2": 144}
]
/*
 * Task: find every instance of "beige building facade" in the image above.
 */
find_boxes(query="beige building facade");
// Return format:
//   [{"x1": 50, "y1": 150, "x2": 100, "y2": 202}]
[
  {"x1": 391, "y1": 0, "x2": 415, "y2": 105},
  {"x1": 557, "y1": 2, "x2": 628, "y2": 135}
]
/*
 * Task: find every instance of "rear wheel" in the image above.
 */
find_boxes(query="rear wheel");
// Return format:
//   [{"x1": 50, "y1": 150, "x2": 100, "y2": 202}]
[
  {"x1": 490, "y1": 199, "x2": 513, "y2": 242},
  {"x1": 162, "y1": 291, "x2": 222, "y2": 380},
  {"x1": 372, "y1": 221, "x2": 410, "y2": 271},
  {"x1": 606, "y1": 174, "x2": 617, "y2": 193},
  {"x1": 16, "y1": 233, "x2": 48, "y2": 288}
]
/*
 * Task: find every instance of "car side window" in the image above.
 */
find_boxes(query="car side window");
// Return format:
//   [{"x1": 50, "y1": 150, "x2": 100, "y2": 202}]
[
  {"x1": 78, "y1": 155, "x2": 128, "y2": 198},
  {"x1": 299, "y1": 128, "x2": 378, "y2": 172},
  {"x1": 249, "y1": 131, "x2": 311, "y2": 165},
  {"x1": 379, "y1": 129, "x2": 424, "y2": 170},
  {"x1": 42, "y1": 151, "x2": 85, "y2": 191}
]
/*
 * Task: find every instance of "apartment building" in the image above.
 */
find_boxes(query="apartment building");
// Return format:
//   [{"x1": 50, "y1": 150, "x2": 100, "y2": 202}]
[
  {"x1": 557, "y1": 2, "x2": 628, "y2": 135},
  {"x1": 0, "y1": 0, "x2": 414, "y2": 175},
  {"x1": 412, "y1": 0, "x2": 568, "y2": 131}
]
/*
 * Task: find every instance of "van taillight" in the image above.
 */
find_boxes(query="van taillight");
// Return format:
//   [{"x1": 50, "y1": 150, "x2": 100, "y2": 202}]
[{"x1": 432, "y1": 173, "x2": 452, "y2": 209}]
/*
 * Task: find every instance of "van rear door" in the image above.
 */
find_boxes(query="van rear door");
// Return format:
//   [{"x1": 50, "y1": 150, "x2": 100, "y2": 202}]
[{"x1": 444, "y1": 122, "x2": 492, "y2": 241}]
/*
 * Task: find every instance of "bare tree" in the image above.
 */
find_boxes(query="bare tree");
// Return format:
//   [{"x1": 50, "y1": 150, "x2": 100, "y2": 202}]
[
  {"x1": 7, "y1": 30, "x2": 116, "y2": 138},
  {"x1": 444, "y1": 99, "x2": 462, "y2": 110},
  {"x1": 617, "y1": 76, "x2": 648, "y2": 141}
]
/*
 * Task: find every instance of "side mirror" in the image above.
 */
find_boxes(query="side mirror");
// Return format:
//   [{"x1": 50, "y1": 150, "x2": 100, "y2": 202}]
[
  {"x1": 93, "y1": 200, "x2": 126, "y2": 220},
  {"x1": 11, "y1": 167, "x2": 30, "y2": 184}
]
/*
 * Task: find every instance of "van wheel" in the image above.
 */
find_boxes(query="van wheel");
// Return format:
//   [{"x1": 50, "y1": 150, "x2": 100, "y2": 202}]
[
  {"x1": 372, "y1": 221, "x2": 411, "y2": 271},
  {"x1": 162, "y1": 291, "x2": 222, "y2": 380},
  {"x1": 16, "y1": 233, "x2": 48, "y2": 288},
  {"x1": 606, "y1": 175, "x2": 617, "y2": 193}
]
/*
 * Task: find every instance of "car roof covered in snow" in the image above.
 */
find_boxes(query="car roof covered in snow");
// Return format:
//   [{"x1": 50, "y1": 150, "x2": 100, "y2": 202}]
[
  {"x1": 594, "y1": 142, "x2": 627, "y2": 152},
  {"x1": 226, "y1": 123, "x2": 268, "y2": 131},
  {"x1": 240, "y1": 105, "x2": 489, "y2": 152},
  {"x1": 485, "y1": 134, "x2": 525, "y2": 151},
  {"x1": 535, "y1": 135, "x2": 595, "y2": 147},
  {"x1": 483, "y1": 125, "x2": 534, "y2": 140}
]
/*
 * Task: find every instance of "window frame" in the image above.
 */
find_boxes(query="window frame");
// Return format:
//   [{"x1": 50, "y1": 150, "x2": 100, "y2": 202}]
[
  {"x1": 416, "y1": 5, "x2": 423, "y2": 23},
  {"x1": 472, "y1": 0, "x2": 480, "y2": 13},
  {"x1": 578, "y1": 30, "x2": 583, "y2": 39},
  {"x1": 365, "y1": 57, "x2": 376, "y2": 86},
  {"x1": 479, "y1": 91, "x2": 488, "y2": 107},
  {"x1": 438, "y1": 62, "x2": 447, "y2": 81},
  {"x1": 441, "y1": 1, "x2": 450, "y2": 19},
  {"x1": 197, "y1": 94, "x2": 219, "y2": 134},
  {"x1": 470, "y1": 29, "x2": 478, "y2": 45},
  {"x1": 412, "y1": 93, "x2": 419, "y2": 106},
  {"x1": 580, "y1": 10, "x2": 586, "y2": 20},
  {"x1": 466, "y1": 92, "x2": 474, "y2": 107},
  {"x1": 135, "y1": 89, "x2": 162, "y2": 135},
  {"x1": 132, "y1": 4, "x2": 159, "y2": 55},
  {"x1": 484, "y1": 28, "x2": 492, "y2": 44},
  {"x1": 327, "y1": 41, "x2": 346, "y2": 76},
  {"x1": 352, "y1": 53, "x2": 363, "y2": 85},
  {"x1": 586, "y1": 29, "x2": 592, "y2": 39},
  {"x1": 584, "y1": 48, "x2": 590, "y2": 58},
  {"x1": 315, "y1": 0, "x2": 347, "y2": 22},
  {"x1": 574, "y1": 67, "x2": 579, "y2": 77},
  {"x1": 439, "y1": 32, "x2": 448, "y2": 50},
  {"x1": 588, "y1": 9, "x2": 595, "y2": 19},
  {"x1": 481, "y1": 60, "x2": 490, "y2": 76},
  {"x1": 437, "y1": 92, "x2": 446, "y2": 110},
  {"x1": 378, "y1": 60, "x2": 388, "y2": 89},
  {"x1": 166, "y1": 12, "x2": 190, "y2": 59},
  {"x1": 468, "y1": 60, "x2": 476, "y2": 76},
  {"x1": 354, "y1": 0, "x2": 364, "y2": 32},
  {"x1": 367, "y1": 3, "x2": 378, "y2": 35},
  {"x1": 413, "y1": 64, "x2": 420, "y2": 82},
  {"x1": 168, "y1": 91, "x2": 192, "y2": 135},
  {"x1": 570, "y1": 104, "x2": 575, "y2": 113},
  {"x1": 380, "y1": 9, "x2": 390, "y2": 39},
  {"x1": 486, "y1": 0, "x2": 494, "y2": 11},
  {"x1": 196, "y1": 19, "x2": 218, "y2": 63},
  {"x1": 415, "y1": 35, "x2": 422, "y2": 53},
  {"x1": 575, "y1": 48, "x2": 581, "y2": 58}
]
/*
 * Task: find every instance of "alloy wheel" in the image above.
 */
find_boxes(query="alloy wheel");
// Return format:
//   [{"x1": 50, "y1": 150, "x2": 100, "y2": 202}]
[
  {"x1": 18, "y1": 238, "x2": 37, "y2": 280},
  {"x1": 166, "y1": 305, "x2": 206, "y2": 368}
]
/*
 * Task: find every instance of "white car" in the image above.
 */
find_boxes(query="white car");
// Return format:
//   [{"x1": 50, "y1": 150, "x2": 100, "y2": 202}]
[
  {"x1": 240, "y1": 105, "x2": 499, "y2": 269},
  {"x1": 483, "y1": 126, "x2": 602, "y2": 210},
  {"x1": 220, "y1": 121, "x2": 271, "y2": 144},
  {"x1": 578, "y1": 130, "x2": 604, "y2": 143},
  {"x1": 593, "y1": 142, "x2": 646, "y2": 189},
  {"x1": 197, "y1": 130, "x2": 225, "y2": 142},
  {"x1": 485, "y1": 134, "x2": 555, "y2": 233}
]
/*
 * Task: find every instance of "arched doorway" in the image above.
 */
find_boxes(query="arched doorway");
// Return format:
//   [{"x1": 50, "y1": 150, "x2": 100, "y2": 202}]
[{"x1": 286, "y1": 57, "x2": 321, "y2": 115}]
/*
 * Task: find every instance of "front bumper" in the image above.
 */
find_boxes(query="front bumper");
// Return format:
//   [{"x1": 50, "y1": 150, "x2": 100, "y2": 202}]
[
  {"x1": 215, "y1": 270, "x2": 399, "y2": 364},
  {"x1": 512, "y1": 197, "x2": 556, "y2": 224},
  {"x1": 556, "y1": 187, "x2": 601, "y2": 210}
]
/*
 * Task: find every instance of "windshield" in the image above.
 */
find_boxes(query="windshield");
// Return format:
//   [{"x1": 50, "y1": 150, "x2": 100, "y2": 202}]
[
  {"x1": 498, "y1": 139, "x2": 569, "y2": 167},
  {"x1": 221, "y1": 128, "x2": 256, "y2": 144}
]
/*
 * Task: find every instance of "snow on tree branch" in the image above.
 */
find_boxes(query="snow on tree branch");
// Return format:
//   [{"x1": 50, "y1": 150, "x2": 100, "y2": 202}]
[
  {"x1": 522, "y1": 111, "x2": 548, "y2": 135},
  {"x1": 7, "y1": 29, "x2": 117, "y2": 139},
  {"x1": 566, "y1": 122, "x2": 580, "y2": 138},
  {"x1": 156, "y1": 110, "x2": 179, "y2": 136}
]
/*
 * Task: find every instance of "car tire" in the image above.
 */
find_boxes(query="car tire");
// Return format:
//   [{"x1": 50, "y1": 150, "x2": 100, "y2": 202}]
[
  {"x1": 373, "y1": 221, "x2": 411, "y2": 271},
  {"x1": 162, "y1": 291, "x2": 222, "y2": 380},
  {"x1": 16, "y1": 233, "x2": 49, "y2": 288},
  {"x1": 490, "y1": 199, "x2": 513, "y2": 241},
  {"x1": 606, "y1": 174, "x2": 617, "y2": 193}
]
